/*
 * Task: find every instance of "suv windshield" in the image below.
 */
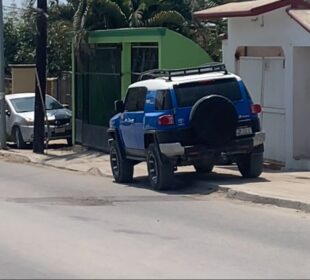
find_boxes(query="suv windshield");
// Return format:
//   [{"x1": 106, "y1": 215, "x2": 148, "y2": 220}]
[
  {"x1": 174, "y1": 78, "x2": 242, "y2": 107},
  {"x1": 10, "y1": 96, "x2": 63, "y2": 113}
]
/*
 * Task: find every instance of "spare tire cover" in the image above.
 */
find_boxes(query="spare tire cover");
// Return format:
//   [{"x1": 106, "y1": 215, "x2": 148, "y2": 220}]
[{"x1": 190, "y1": 95, "x2": 238, "y2": 147}]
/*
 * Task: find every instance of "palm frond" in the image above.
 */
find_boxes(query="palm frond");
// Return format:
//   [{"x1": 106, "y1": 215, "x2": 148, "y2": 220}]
[
  {"x1": 128, "y1": 2, "x2": 146, "y2": 27},
  {"x1": 86, "y1": 0, "x2": 128, "y2": 29},
  {"x1": 146, "y1": 10, "x2": 185, "y2": 27}
]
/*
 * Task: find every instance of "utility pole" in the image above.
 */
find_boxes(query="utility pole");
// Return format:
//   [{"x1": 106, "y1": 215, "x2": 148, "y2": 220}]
[
  {"x1": 0, "y1": 0, "x2": 7, "y2": 149},
  {"x1": 33, "y1": 0, "x2": 47, "y2": 154}
]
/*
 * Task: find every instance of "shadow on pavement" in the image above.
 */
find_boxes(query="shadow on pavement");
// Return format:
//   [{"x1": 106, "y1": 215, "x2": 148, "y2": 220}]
[
  {"x1": 122, "y1": 167, "x2": 270, "y2": 196},
  {"x1": 8, "y1": 142, "x2": 104, "y2": 162}
]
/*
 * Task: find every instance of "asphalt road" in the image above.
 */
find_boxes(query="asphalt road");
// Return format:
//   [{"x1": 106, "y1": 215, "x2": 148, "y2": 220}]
[{"x1": 0, "y1": 160, "x2": 310, "y2": 279}]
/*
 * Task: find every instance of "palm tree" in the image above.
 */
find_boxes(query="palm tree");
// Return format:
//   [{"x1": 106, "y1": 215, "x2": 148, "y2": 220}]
[{"x1": 73, "y1": 0, "x2": 186, "y2": 42}]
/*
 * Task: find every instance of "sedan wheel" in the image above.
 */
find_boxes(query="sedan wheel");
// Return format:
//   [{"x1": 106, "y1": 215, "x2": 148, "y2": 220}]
[{"x1": 14, "y1": 127, "x2": 26, "y2": 149}]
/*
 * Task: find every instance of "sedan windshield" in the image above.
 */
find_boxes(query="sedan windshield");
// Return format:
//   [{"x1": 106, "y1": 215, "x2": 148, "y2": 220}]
[{"x1": 10, "y1": 96, "x2": 63, "y2": 113}]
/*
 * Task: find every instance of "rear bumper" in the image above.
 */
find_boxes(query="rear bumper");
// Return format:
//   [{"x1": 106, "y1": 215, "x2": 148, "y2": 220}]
[{"x1": 159, "y1": 131, "x2": 265, "y2": 158}]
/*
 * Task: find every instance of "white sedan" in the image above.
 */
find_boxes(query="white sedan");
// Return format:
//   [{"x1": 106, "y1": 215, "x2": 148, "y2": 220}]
[{"x1": 4, "y1": 93, "x2": 72, "y2": 149}]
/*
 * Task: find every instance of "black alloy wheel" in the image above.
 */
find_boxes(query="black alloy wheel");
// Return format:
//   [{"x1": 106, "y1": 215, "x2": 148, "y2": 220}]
[{"x1": 109, "y1": 140, "x2": 133, "y2": 183}]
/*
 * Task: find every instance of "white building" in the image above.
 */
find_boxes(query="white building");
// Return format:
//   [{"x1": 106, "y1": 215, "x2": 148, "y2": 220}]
[{"x1": 195, "y1": 0, "x2": 310, "y2": 170}]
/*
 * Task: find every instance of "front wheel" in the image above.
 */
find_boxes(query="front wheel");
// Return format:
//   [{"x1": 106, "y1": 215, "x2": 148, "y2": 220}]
[
  {"x1": 13, "y1": 127, "x2": 26, "y2": 149},
  {"x1": 147, "y1": 144, "x2": 174, "y2": 191},
  {"x1": 110, "y1": 140, "x2": 134, "y2": 183},
  {"x1": 237, "y1": 151, "x2": 263, "y2": 178}
]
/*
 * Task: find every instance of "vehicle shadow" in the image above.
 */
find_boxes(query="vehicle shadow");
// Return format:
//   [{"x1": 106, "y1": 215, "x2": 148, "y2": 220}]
[{"x1": 124, "y1": 167, "x2": 270, "y2": 196}]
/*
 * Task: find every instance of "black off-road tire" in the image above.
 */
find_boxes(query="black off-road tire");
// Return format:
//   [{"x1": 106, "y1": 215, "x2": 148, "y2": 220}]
[
  {"x1": 13, "y1": 126, "x2": 26, "y2": 149},
  {"x1": 147, "y1": 143, "x2": 174, "y2": 191},
  {"x1": 110, "y1": 140, "x2": 134, "y2": 183},
  {"x1": 237, "y1": 150, "x2": 264, "y2": 178},
  {"x1": 194, "y1": 161, "x2": 214, "y2": 173}
]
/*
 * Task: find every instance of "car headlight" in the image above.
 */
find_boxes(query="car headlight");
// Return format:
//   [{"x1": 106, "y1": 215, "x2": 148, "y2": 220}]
[{"x1": 25, "y1": 117, "x2": 34, "y2": 125}]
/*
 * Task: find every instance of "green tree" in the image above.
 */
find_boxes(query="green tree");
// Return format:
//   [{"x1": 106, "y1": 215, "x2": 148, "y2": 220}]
[
  {"x1": 14, "y1": 6, "x2": 37, "y2": 65},
  {"x1": 189, "y1": 0, "x2": 231, "y2": 61},
  {"x1": 3, "y1": 17, "x2": 18, "y2": 74},
  {"x1": 48, "y1": 3, "x2": 74, "y2": 75},
  {"x1": 73, "y1": 0, "x2": 186, "y2": 41},
  {"x1": 4, "y1": 0, "x2": 73, "y2": 76}
]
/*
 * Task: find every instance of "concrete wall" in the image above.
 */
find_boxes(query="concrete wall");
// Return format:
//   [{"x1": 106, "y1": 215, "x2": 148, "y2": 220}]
[
  {"x1": 222, "y1": 7, "x2": 310, "y2": 170},
  {"x1": 11, "y1": 67, "x2": 36, "y2": 94},
  {"x1": 293, "y1": 47, "x2": 310, "y2": 159}
]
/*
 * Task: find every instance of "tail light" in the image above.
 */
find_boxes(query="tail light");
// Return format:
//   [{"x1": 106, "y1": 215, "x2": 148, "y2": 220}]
[
  {"x1": 251, "y1": 104, "x2": 262, "y2": 114},
  {"x1": 158, "y1": 114, "x2": 175, "y2": 126}
]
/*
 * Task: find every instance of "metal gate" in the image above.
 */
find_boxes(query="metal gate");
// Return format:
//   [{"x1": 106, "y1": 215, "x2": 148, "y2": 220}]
[
  {"x1": 239, "y1": 56, "x2": 286, "y2": 164},
  {"x1": 75, "y1": 44, "x2": 122, "y2": 151},
  {"x1": 131, "y1": 43, "x2": 159, "y2": 83}
]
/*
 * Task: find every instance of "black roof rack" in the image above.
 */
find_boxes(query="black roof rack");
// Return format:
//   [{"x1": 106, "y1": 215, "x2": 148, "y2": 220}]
[{"x1": 138, "y1": 63, "x2": 227, "y2": 81}]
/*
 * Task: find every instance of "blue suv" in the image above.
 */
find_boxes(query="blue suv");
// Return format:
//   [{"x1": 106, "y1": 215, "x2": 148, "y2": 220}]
[{"x1": 108, "y1": 64, "x2": 265, "y2": 190}]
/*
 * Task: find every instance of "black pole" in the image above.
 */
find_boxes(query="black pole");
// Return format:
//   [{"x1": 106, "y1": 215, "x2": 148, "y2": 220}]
[
  {"x1": 33, "y1": 0, "x2": 47, "y2": 154},
  {"x1": 0, "y1": 0, "x2": 7, "y2": 149}
]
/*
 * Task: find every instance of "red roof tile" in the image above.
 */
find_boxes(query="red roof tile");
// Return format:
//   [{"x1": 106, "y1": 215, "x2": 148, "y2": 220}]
[
  {"x1": 287, "y1": 9, "x2": 310, "y2": 32},
  {"x1": 194, "y1": 0, "x2": 290, "y2": 19}
]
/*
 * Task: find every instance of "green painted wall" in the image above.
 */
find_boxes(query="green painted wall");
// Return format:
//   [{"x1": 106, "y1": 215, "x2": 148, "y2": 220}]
[
  {"x1": 88, "y1": 28, "x2": 164, "y2": 44},
  {"x1": 85, "y1": 28, "x2": 212, "y2": 98},
  {"x1": 160, "y1": 29, "x2": 211, "y2": 69},
  {"x1": 121, "y1": 42, "x2": 132, "y2": 97}
]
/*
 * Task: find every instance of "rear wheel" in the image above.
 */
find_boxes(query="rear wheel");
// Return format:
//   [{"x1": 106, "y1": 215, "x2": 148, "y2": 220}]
[
  {"x1": 13, "y1": 127, "x2": 26, "y2": 149},
  {"x1": 66, "y1": 137, "x2": 73, "y2": 146},
  {"x1": 147, "y1": 143, "x2": 174, "y2": 191},
  {"x1": 237, "y1": 150, "x2": 263, "y2": 178},
  {"x1": 110, "y1": 140, "x2": 134, "y2": 183}
]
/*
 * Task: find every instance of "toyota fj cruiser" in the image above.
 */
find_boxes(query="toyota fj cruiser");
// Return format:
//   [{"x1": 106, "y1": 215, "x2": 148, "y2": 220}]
[{"x1": 108, "y1": 64, "x2": 265, "y2": 190}]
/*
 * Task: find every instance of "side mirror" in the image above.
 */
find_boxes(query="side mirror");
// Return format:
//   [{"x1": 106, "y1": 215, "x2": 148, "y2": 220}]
[
  {"x1": 114, "y1": 100, "x2": 124, "y2": 113},
  {"x1": 62, "y1": 104, "x2": 70, "y2": 109},
  {"x1": 5, "y1": 109, "x2": 10, "y2": 117}
]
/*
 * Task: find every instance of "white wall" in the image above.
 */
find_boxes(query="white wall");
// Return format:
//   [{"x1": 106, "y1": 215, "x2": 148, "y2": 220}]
[
  {"x1": 293, "y1": 47, "x2": 310, "y2": 159},
  {"x1": 223, "y1": 7, "x2": 310, "y2": 70},
  {"x1": 222, "y1": 7, "x2": 310, "y2": 169}
]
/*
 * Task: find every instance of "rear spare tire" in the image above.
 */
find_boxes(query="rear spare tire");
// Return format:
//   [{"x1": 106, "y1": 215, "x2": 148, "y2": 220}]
[{"x1": 190, "y1": 95, "x2": 238, "y2": 147}]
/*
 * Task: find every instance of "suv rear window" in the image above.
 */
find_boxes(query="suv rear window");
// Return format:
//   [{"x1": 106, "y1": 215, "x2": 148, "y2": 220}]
[{"x1": 174, "y1": 78, "x2": 242, "y2": 107}]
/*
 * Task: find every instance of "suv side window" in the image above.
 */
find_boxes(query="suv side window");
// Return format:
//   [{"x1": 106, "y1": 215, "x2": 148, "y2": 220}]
[
  {"x1": 155, "y1": 90, "x2": 172, "y2": 110},
  {"x1": 124, "y1": 87, "x2": 147, "y2": 112}
]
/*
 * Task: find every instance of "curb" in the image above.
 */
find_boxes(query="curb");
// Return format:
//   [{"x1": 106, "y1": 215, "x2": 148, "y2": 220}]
[
  {"x1": 1, "y1": 149, "x2": 310, "y2": 213},
  {"x1": 225, "y1": 188, "x2": 310, "y2": 213},
  {"x1": 0, "y1": 150, "x2": 31, "y2": 163}
]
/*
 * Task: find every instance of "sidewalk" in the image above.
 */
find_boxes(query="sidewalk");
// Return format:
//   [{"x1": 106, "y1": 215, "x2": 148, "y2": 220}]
[{"x1": 1, "y1": 140, "x2": 310, "y2": 212}]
